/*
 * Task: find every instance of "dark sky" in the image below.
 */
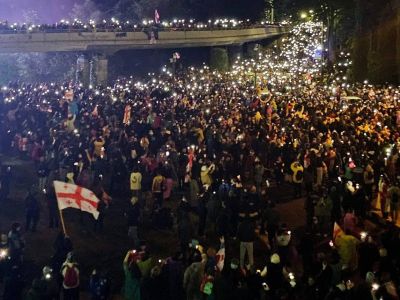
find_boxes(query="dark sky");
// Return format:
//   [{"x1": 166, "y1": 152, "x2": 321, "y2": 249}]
[{"x1": 0, "y1": 0, "x2": 76, "y2": 23}]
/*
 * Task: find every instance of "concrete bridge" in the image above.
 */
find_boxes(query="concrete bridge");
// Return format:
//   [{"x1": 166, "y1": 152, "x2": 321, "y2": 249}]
[{"x1": 0, "y1": 25, "x2": 289, "y2": 84}]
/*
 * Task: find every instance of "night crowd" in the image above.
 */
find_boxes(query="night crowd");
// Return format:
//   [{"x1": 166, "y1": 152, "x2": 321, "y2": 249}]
[
  {"x1": 0, "y1": 17, "x2": 273, "y2": 34},
  {"x1": 0, "y1": 21, "x2": 399, "y2": 300}
]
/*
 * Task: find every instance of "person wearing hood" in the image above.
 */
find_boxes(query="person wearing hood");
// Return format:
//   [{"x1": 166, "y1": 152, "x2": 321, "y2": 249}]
[
  {"x1": 183, "y1": 253, "x2": 207, "y2": 300},
  {"x1": 60, "y1": 252, "x2": 80, "y2": 300}
]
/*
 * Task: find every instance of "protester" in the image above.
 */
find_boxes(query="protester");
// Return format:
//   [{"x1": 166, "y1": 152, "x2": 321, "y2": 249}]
[
  {"x1": 0, "y1": 17, "x2": 398, "y2": 300},
  {"x1": 61, "y1": 252, "x2": 80, "y2": 300}
]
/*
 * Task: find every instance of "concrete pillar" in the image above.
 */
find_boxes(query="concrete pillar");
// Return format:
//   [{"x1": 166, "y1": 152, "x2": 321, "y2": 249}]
[
  {"x1": 94, "y1": 55, "x2": 108, "y2": 86},
  {"x1": 76, "y1": 55, "x2": 90, "y2": 87},
  {"x1": 89, "y1": 59, "x2": 96, "y2": 87},
  {"x1": 209, "y1": 47, "x2": 229, "y2": 72}
]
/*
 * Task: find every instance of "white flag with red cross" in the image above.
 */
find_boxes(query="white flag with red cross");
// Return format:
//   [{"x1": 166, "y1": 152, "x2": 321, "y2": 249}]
[
  {"x1": 54, "y1": 181, "x2": 100, "y2": 219},
  {"x1": 155, "y1": 9, "x2": 160, "y2": 24}
]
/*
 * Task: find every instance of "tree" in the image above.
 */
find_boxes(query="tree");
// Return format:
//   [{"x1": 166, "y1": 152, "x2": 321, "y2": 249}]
[
  {"x1": 22, "y1": 9, "x2": 40, "y2": 24},
  {"x1": 70, "y1": 0, "x2": 103, "y2": 22},
  {"x1": 0, "y1": 54, "x2": 19, "y2": 85}
]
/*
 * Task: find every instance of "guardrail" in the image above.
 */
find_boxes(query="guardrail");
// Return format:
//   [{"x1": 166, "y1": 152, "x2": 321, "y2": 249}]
[{"x1": 0, "y1": 24, "x2": 287, "y2": 35}]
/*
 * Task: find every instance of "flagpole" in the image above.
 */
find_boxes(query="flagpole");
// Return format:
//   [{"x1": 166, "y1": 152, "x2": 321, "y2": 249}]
[{"x1": 59, "y1": 209, "x2": 67, "y2": 235}]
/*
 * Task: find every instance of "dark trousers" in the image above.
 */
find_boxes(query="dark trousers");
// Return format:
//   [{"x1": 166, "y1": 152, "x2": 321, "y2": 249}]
[
  {"x1": 94, "y1": 213, "x2": 104, "y2": 232},
  {"x1": 63, "y1": 287, "x2": 79, "y2": 300},
  {"x1": 26, "y1": 213, "x2": 39, "y2": 232},
  {"x1": 153, "y1": 192, "x2": 163, "y2": 208},
  {"x1": 49, "y1": 209, "x2": 59, "y2": 228},
  {"x1": 293, "y1": 182, "x2": 302, "y2": 198}
]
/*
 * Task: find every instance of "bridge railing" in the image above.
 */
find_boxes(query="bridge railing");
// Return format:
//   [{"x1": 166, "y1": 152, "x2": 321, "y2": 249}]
[{"x1": 0, "y1": 24, "x2": 288, "y2": 35}]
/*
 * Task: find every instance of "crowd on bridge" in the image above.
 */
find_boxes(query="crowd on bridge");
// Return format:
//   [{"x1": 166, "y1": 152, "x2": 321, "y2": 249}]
[
  {"x1": 0, "y1": 20, "x2": 399, "y2": 300},
  {"x1": 0, "y1": 17, "x2": 281, "y2": 34}
]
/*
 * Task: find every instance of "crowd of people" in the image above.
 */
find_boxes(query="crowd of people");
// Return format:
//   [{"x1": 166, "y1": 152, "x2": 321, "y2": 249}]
[{"x1": 0, "y1": 20, "x2": 399, "y2": 299}]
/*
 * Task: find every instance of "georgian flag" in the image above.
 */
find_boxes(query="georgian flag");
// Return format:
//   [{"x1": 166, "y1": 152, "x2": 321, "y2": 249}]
[
  {"x1": 54, "y1": 181, "x2": 100, "y2": 219},
  {"x1": 333, "y1": 222, "x2": 344, "y2": 246},
  {"x1": 155, "y1": 9, "x2": 160, "y2": 24}
]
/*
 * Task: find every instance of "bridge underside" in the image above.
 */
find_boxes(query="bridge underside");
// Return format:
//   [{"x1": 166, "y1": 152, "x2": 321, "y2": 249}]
[{"x1": 0, "y1": 26, "x2": 289, "y2": 86}]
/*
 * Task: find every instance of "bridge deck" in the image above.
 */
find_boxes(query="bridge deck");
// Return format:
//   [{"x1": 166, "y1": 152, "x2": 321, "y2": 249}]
[{"x1": 0, "y1": 26, "x2": 289, "y2": 53}]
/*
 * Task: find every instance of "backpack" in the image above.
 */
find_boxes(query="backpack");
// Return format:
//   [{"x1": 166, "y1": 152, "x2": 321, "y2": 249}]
[
  {"x1": 392, "y1": 192, "x2": 399, "y2": 204},
  {"x1": 63, "y1": 265, "x2": 78, "y2": 288}
]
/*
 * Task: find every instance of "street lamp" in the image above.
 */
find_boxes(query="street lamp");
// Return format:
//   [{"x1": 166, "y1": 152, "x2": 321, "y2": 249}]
[{"x1": 300, "y1": 12, "x2": 308, "y2": 19}]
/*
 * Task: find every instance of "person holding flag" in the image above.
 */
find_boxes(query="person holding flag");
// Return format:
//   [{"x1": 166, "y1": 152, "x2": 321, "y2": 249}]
[
  {"x1": 332, "y1": 222, "x2": 359, "y2": 270},
  {"x1": 53, "y1": 181, "x2": 100, "y2": 235}
]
